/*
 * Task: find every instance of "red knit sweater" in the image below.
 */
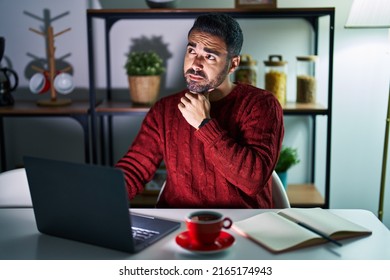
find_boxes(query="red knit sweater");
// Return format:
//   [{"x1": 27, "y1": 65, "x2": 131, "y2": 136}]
[{"x1": 115, "y1": 83, "x2": 284, "y2": 208}]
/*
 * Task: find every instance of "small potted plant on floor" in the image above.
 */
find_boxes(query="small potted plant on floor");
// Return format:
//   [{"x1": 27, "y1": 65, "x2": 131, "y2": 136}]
[
  {"x1": 275, "y1": 146, "x2": 300, "y2": 189},
  {"x1": 124, "y1": 50, "x2": 165, "y2": 105}
]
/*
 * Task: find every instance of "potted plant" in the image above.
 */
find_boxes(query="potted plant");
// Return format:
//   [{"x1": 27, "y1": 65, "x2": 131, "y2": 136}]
[
  {"x1": 124, "y1": 50, "x2": 165, "y2": 105},
  {"x1": 275, "y1": 146, "x2": 300, "y2": 189}
]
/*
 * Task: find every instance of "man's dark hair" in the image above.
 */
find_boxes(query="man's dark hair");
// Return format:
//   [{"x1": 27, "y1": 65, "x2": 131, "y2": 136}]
[{"x1": 188, "y1": 13, "x2": 243, "y2": 58}]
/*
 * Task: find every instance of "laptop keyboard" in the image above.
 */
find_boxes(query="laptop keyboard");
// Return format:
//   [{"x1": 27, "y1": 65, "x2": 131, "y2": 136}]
[{"x1": 132, "y1": 227, "x2": 160, "y2": 243}]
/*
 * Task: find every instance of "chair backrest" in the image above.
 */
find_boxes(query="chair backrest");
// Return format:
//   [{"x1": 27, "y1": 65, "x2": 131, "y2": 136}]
[
  {"x1": 156, "y1": 180, "x2": 166, "y2": 204},
  {"x1": 272, "y1": 171, "x2": 290, "y2": 208},
  {"x1": 156, "y1": 171, "x2": 291, "y2": 209},
  {"x1": 0, "y1": 168, "x2": 32, "y2": 208}
]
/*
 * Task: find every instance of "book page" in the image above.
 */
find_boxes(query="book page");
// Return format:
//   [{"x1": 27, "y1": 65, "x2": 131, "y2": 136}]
[
  {"x1": 232, "y1": 212, "x2": 323, "y2": 252},
  {"x1": 278, "y1": 208, "x2": 371, "y2": 238}
]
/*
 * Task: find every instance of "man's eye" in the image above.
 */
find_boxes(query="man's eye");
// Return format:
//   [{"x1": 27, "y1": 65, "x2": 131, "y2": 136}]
[
  {"x1": 188, "y1": 48, "x2": 196, "y2": 54},
  {"x1": 206, "y1": 54, "x2": 216, "y2": 61}
]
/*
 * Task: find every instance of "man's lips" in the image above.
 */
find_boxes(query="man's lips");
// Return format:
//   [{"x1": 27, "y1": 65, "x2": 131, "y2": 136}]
[{"x1": 188, "y1": 74, "x2": 204, "y2": 81}]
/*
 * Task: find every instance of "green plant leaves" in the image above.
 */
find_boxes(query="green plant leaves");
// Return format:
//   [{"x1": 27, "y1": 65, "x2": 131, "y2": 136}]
[
  {"x1": 275, "y1": 146, "x2": 300, "y2": 172},
  {"x1": 124, "y1": 51, "x2": 165, "y2": 76}
]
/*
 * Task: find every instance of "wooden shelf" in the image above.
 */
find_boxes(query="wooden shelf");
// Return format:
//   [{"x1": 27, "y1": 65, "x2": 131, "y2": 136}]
[
  {"x1": 0, "y1": 100, "x2": 90, "y2": 115},
  {"x1": 129, "y1": 184, "x2": 325, "y2": 208},
  {"x1": 87, "y1": 8, "x2": 335, "y2": 18},
  {"x1": 94, "y1": 100, "x2": 327, "y2": 115},
  {"x1": 287, "y1": 184, "x2": 325, "y2": 207},
  {"x1": 95, "y1": 100, "x2": 150, "y2": 114},
  {"x1": 282, "y1": 102, "x2": 328, "y2": 115}
]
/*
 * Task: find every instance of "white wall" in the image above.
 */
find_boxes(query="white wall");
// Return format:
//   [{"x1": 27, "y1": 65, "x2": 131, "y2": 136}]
[{"x1": 0, "y1": 0, "x2": 389, "y2": 228}]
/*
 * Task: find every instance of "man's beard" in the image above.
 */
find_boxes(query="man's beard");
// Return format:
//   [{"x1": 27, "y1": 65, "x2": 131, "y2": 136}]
[{"x1": 184, "y1": 62, "x2": 230, "y2": 94}]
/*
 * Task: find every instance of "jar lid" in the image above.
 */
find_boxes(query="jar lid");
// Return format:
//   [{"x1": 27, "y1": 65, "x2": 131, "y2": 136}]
[
  {"x1": 264, "y1": 55, "x2": 287, "y2": 66},
  {"x1": 296, "y1": 55, "x2": 318, "y2": 61},
  {"x1": 239, "y1": 54, "x2": 257, "y2": 66}
]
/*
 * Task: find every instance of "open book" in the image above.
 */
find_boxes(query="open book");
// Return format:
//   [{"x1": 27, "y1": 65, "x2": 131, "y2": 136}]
[{"x1": 232, "y1": 208, "x2": 372, "y2": 253}]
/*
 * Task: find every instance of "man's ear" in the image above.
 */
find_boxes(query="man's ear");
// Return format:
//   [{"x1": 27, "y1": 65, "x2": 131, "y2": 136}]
[{"x1": 229, "y1": 55, "x2": 240, "y2": 74}]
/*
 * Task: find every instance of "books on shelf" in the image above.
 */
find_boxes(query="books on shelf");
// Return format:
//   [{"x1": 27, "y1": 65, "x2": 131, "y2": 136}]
[{"x1": 232, "y1": 208, "x2": 372, "y2": 253}]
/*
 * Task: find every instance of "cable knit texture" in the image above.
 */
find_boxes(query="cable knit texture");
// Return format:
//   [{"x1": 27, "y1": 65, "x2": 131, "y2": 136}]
[{"x1": 115, "y1": 83, "x2": 284, "y2": 208}]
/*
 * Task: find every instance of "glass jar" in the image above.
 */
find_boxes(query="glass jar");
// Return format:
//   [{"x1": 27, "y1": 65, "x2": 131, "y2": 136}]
[
  {"x1": 296, "y1": 55, "x2": 318, "y2": 103},
  {"x1": 234, "y1": 54, "x2": 257, "y2": 87},
  {"x1": 264, "y1": 55, "x2": 287, "y2": 105}
]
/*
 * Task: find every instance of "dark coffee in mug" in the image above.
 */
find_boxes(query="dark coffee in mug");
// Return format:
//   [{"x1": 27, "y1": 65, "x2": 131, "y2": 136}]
[
  {"x1": 190, "y1": 213, "x2": 219, "y2": 222},
  {"x1": 186, "y1": 211, "x2": 232, "y2": 246}
]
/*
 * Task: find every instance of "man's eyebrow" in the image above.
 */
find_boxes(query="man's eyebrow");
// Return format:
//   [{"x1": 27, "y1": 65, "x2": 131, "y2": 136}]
[
  {"x1": 187, "y1": 42, "x2": 196, "y2": 48},
  {"x1": 186, "y1": 42, "x2": 222, "y2": 57},
  {"x1": 204, "y1": 47, "x2": 221, "y2": 56}
]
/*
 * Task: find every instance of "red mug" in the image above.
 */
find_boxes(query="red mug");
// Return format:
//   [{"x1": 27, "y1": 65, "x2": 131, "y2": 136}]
[
  {"x1": 186, "y1": 211, "x2": 232, "y2": 246},
  {"x1": 29, "y1": 72, "x2": 50, "y2": 94}
]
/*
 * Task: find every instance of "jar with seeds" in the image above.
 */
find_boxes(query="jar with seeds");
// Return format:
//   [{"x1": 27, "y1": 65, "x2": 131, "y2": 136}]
[
  {"x1": 296, "y1": 55, "x2": 318, "y2": 103},
  {"x1": 235, "y1": 54, "x2": 258, "y2": 87},
  {"x1": 264, "y1": 55, "x2": 287, "y2": 105}
]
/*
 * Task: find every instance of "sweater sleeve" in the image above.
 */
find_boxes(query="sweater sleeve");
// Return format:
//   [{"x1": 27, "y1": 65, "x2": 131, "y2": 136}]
[
  {"x1": 195, "y1": 94, "x2": 284, "y2": 196},
  {"x1": 115, "y1": 102, "x2": 164, "y2": 200}
]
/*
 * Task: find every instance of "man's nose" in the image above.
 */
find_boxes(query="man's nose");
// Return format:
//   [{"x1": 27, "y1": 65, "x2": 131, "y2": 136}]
[{"x1": 192, "y1": 56, "x2": 204, "y2": 71}]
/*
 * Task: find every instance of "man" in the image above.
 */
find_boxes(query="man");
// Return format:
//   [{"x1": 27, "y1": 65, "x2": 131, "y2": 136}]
[{"x1": 115, "y1": 13, "x2": 284, "y2": 208}]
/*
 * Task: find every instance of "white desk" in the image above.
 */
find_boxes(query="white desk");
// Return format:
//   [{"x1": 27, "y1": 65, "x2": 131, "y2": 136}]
[{"x1": 0, "y1": 208, "x2": 389, "y2": 260}]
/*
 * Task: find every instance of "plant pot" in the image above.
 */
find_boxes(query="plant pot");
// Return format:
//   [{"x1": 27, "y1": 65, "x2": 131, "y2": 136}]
[
  {"x1": 276, "y1": 171, "x2": 288, "y2": 189},
  {"x1": 128, "y1": 75, "x2": 161, "y2": 105}
]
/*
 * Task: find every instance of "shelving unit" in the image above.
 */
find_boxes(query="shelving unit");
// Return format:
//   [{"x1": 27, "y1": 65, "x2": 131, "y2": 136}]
[
  {"x1": 0, "y1": 100, "x2": 91, "y2": 171},
  {"x1": 86, "y1": 8, "x2": 335, "y2": 208}
]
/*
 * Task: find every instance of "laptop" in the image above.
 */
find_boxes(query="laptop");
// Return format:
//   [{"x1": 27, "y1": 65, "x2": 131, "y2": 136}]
[{"x1": 23, "y1": 156, "x2": 181, "y2": 253}]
